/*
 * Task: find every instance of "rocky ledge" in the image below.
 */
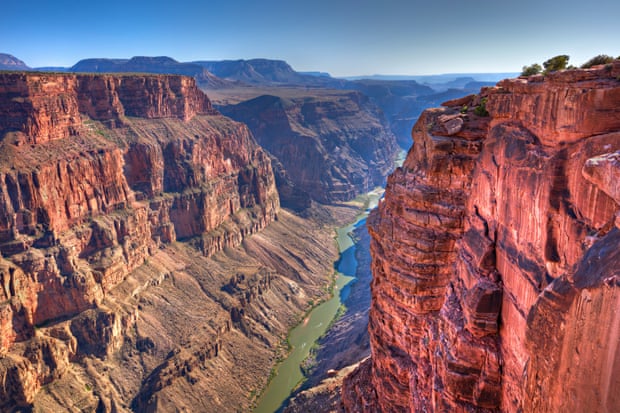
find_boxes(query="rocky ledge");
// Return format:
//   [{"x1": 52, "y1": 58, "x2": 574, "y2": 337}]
[{"x1": 343, "y1": 61, "x2": 620, "y2": 412}]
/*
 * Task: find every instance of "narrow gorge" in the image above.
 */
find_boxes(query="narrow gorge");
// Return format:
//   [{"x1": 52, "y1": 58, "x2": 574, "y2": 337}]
[{"x1": 343, "y1": 62, "x2": 620, "y2": 412}]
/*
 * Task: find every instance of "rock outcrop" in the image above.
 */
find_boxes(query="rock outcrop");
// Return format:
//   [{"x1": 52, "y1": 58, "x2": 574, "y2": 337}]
[
  {"x1": 0, "y1": 72, "x2": 283, "y2": 411},
  {"x1": 0, "y1": 72, "x2": 216, "y2": 144},
  {"x1": 219, "y1": 91, "x2": 399, "y2": 208},
  {"x1": 344, "y1": 62, "x2": 620, "y2": 412}
]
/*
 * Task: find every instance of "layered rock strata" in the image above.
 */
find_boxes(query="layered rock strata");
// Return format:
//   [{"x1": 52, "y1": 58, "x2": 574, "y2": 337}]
[
  {"x1": 344, "y1": 62, "x2": 620, "y2": 412},
  {"x1": 0, "y1": 72, "x2": 284, "y2": 410},
  {"x1": 219, "y1": 91, "x2": 399, "y2": 208},
  {"x1": 0, "y1": 72, "x2": 215, "y2": 144}
]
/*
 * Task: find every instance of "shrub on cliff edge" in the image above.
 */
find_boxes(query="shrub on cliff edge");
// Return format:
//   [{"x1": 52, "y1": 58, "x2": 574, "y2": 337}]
[
  {"x1": 581, "y1": 54, "x2": 615, "y2": 68},
  {"x1": 543, "y1": 55, "x2": 570, "y2": 73},
  {"x1": 521, "y1": 63, "x2": 542, "y2": 76},
  {"x1": 474, "y1": 97, "x2": 489, "y2": 117}
]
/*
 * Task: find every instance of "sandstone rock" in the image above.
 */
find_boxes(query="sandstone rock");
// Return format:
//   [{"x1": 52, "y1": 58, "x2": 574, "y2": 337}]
[
  {"x1": 344, "y1": 63, "x2": 620, "y2": 412},
  {"x1": 0, "y1": 354, "x2": 39, "y2": 408},
  {"x1": 0, "y1": 72, "x2": 216, "y2": 146},
  {"x1": 0, "y1": 73, "x2": 82, "y2": 144},
  {"x1": 438, "y1": 113, "x2": 465, "y2": 135},
  {"x1": 0, "y1": 71, "x2": 280, "y2": 410},
  {"x1": 441, "y1": 94, "x2": 476, "y2": 107},
  {"x1": 70, "y1": 309, "x2": 122, "y2": 358},
  {"x1": 0, "y1": 334, "x2": 72, "y2": 409},
  {"x1": 583, "y1": 150, "x2": 620, "y2": 204},
  {"x1": 219, "y1": 91, "x2": 399, "y2": 206},
  {"x1": 487, "y1": 61, "x2": 620, "y2": 145}
]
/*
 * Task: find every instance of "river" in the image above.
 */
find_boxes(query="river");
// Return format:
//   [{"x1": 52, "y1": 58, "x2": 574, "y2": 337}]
[{"x1": 253, "y1": 188, "x2": 384, "y2": 413}]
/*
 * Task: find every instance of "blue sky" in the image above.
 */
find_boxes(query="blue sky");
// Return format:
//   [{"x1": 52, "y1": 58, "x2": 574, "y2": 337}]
[{"x1": 3, "y1": 0, "x2": 619, "y2": 76}]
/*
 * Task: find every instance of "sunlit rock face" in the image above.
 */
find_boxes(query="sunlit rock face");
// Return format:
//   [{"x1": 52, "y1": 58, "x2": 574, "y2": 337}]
[
  {"x1": 0, "y1": 72, "x2": 280, "y2": 410},
  {"x1": 343, "y1": 61, "x2": 620, "y2": 412}
]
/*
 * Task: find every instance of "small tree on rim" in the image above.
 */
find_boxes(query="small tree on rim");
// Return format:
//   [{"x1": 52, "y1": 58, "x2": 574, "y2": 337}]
[{"x1": 543, "y1": 55, "x2": 570, "y2": 74}]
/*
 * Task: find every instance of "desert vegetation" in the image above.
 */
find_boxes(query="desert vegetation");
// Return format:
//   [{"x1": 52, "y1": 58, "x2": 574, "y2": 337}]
[
  {"x1": 580, "y1": 54, "x2": 616, "y2": 68},
  {"x1": 521, "y1": 53, "x2": 619, "y2": 76}
]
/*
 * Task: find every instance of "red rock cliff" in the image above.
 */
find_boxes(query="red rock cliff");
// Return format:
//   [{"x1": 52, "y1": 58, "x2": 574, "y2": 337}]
[
  {"x1": 343, "y1": 62, "x2": 620, "y2": 412},
  {"x1": 0, "y1": 72, "x2": 216, "y2": 144},
  {"x1": 219, "y1": 91, "x2": 399, "y2": 207},
  {"x1": 0, "y1": 72, "x2": 279, "y2": 407}
]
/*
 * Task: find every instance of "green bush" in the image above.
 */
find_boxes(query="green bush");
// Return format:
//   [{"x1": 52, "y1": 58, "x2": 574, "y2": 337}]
[
  {"x1": 521, "y1": 63, "x2": 542, "y2": 76},
  {"x1": 543, "y1": 55, "x2": 570, "y2": 73},
  {"x1": 581, "y1": 54, "x2": 615, "y2": 68},
  {"x1": 474, "y1": 97, "x2": 489, "y2": 117}
]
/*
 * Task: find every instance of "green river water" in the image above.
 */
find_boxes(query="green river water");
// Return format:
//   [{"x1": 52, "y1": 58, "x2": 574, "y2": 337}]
[{"x1": 253, "y1": 188, "x2": 384, "y2": 413}]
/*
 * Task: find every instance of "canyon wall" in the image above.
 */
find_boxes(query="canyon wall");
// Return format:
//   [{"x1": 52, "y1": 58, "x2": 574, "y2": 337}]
[
  {"x1": 219, "y1": 91, "x2": 399, "y2": 209},
  {"x1": 0, "y1": 72, "x2": 291, "y2": 411},
  {"x1": 344, "y1": 62, "x2": 620, "y2": 411},
  {"x1": 0, "y1": 72, "x2": 216, "y2": 144}
]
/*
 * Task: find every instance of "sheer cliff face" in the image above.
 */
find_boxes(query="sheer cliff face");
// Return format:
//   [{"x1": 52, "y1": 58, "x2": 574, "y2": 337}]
[
  {"x1": 0, "y1": 73, "x2": 215, "y2": 144},
  {"x1": 344, "y1": 62, "x2": 620, "y2": 412},
  {"x1": 0, "y1": 72, "x2": 283, "y2": 410}
]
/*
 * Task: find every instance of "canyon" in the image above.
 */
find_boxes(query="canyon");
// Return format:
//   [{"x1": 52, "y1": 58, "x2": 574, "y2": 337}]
[
  {"x1": 0, "y1": 71, "x2": 364, "y2": 412},
  {"x1": 218, "y1": 90, "x2": 398, "y2": 209},
  {"x1": 55, "y1": 56, "x2": 406, "y2": 212},
  {"x1": 343, "y1": 61, "x2": 620, "y2": 412},
  {"x1": 2, "y1": 55, "x2": 618, "y2": 413}
]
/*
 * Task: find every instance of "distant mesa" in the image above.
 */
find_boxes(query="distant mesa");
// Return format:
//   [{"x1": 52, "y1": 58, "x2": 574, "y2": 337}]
[
  {"x1": 32, "y1": 66, "x2": 69, "y2": 72},
  {"x1": 344, "y1": 72, "x2": 519, "y2": 83},
  {"x1": 0, "y1": 53, "x2": 31, "y2": 71},
  {"x1": 68, "y1": 56, "x2": 235, "y2": 89},
  {"x1": 299, "y1": 71, "x2": 332, "y2": 78},
  {"x1": 193, "y1": 58, "x2": 296, "y2": 82},
  {"x1": 193, "y1": 58, "x2": 346, "y2": 88}
]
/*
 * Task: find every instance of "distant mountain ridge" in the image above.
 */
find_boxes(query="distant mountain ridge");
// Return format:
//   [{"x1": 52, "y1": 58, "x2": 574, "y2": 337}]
[
  {"x1": 194, "y1": 58, "x2": 347, "y2": 87},
  {"x1": 69, "y1": 56, "x2": 234, "y2": 88},
  {"x1": 0, "y1": 53, "x2": 30, "y2": 70},
  {"x1": 343, "y1": 72, "x2": 519, "y2": 83},
  {"x1": 1, "y1": 52, "x2": 514, "y2": 87}
]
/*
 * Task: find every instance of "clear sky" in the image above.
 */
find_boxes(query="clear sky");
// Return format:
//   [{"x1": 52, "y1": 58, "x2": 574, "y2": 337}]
[{"x1": 3, "y1": 0, "x2": 619, "y2": 76}]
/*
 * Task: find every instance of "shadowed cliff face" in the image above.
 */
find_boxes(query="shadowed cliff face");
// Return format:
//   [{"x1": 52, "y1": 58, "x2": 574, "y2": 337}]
[
  {"x1": 343, "y1": 61, "x2": 620, "y2": 412},
  {"x1": 219, "y1": 91, "x2": 399, "y2": 209},
  {"x1": 0, "y1": 72, "x2": 315, "y2": 411}
]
